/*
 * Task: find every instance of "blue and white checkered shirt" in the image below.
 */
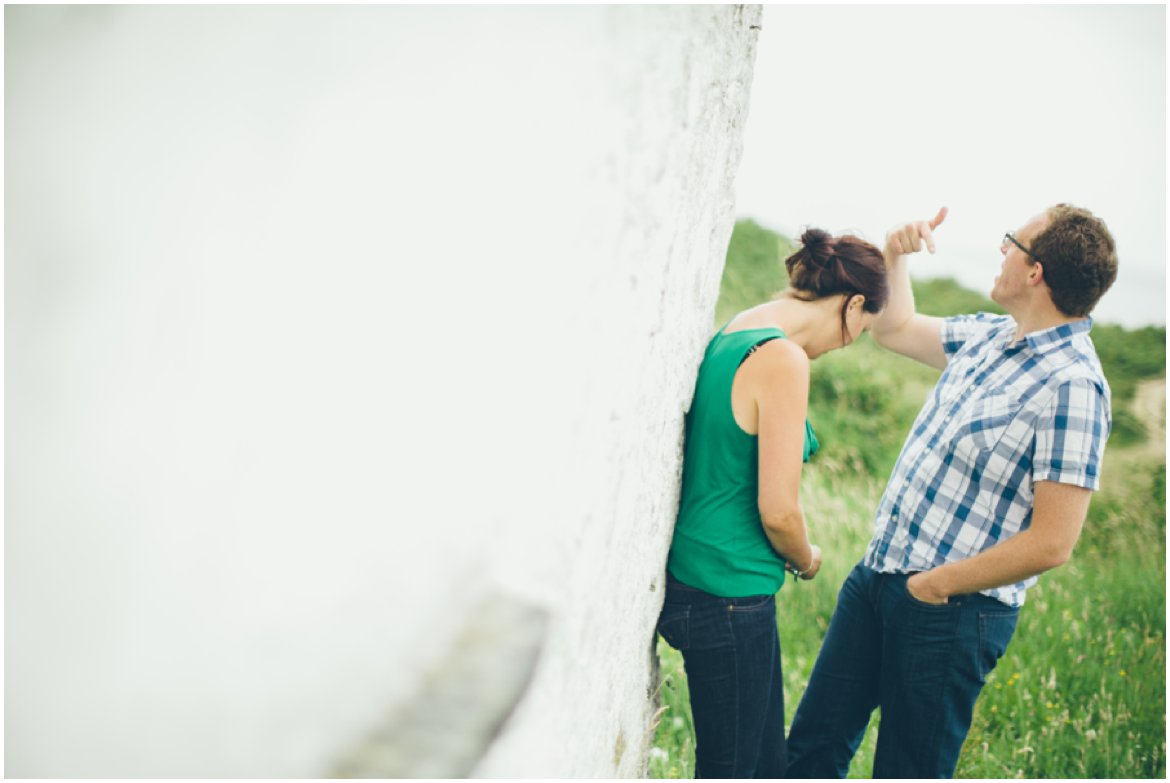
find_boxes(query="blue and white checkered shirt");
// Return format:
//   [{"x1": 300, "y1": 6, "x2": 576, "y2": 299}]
[{"x1": 863, "y1": 313, "x2": 1111, "y2": 607}]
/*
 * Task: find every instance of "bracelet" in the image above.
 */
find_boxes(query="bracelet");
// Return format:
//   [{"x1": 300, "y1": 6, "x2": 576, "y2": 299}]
[{"x1": 785, "y1": 560, "x2": 811, "y2": 579}]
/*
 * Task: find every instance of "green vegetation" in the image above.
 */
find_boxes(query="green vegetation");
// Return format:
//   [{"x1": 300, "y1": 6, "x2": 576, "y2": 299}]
[
  {"x1": 714, "y1": 219, "x2": 796, "y2": 326},
  {"x1": 1094, "y1": 324, "x2": 1167, "y2": 400},
  {"x1": 649, "y1": 220, "x2": 1166, "y2": 779},
  {"x1": 912, "y1": 275, "x2": 1005, "y2": 318}
]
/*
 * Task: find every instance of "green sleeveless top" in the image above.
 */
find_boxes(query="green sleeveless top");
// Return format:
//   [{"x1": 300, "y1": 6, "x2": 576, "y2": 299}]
[{"x1": 667, "y1": 325, "x2": 819, "y2": 597}]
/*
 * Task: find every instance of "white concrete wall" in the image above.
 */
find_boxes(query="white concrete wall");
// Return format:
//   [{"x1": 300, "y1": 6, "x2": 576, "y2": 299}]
[{"x1": 6, "y1": 5, "x2": 761, "y2": 777}]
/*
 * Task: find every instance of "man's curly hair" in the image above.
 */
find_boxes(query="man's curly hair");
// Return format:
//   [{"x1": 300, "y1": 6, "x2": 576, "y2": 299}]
[{"x1": 1028, "y1": 204, "x2": 1117, "y2": 317}]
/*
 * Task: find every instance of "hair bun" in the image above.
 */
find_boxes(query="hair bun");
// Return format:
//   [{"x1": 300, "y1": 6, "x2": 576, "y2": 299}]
[
  {"x1": 782, "y1": 229, "x2": 889, "y2": 318},
  {"x1": 799, "y1": 228, "x2": 834, "y2": 269}
]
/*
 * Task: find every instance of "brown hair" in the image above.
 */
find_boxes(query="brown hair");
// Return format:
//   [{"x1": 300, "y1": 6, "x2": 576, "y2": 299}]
[
  {"x1": 785, "y1": 228, "x2": 888, "y2": 339},
  {"x1": 1028, "y1": 204, "x2": 1117, "y2": 317}
]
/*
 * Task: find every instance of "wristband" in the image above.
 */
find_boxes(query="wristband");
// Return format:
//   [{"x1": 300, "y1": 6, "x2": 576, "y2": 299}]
[{"x1": 785, "y1": 560, "x2": 811, "y2": 579}]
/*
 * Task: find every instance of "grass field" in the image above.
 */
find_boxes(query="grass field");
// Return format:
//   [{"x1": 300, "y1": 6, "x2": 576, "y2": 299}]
[{"x1": 647, "y1": 221, "x2": 1167, "y2": 778}]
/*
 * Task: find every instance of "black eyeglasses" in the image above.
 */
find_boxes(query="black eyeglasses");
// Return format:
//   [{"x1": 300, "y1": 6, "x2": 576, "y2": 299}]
[{"x1": 1003, "y1": 232, "x2": 1039, "y2": 261}]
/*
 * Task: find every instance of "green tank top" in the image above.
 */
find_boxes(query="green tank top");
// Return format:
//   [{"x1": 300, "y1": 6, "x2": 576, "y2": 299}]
[{"x1": 667, "y1": 325, "x2": 819, "y2": 597}]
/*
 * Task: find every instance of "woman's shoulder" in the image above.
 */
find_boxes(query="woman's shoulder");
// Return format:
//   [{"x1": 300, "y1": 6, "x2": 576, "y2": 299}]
[
  {"x1": 746, "y1": 335, "x2": 809, "y2": 378},
  {"x1": 740, "y1": 337, "x2": 810, "y2": 411}
]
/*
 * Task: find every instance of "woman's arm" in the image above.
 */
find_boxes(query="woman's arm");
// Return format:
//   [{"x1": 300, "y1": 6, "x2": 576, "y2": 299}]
[{"x1": 749, "y1": 338, "x2": 822, "y2": 579}]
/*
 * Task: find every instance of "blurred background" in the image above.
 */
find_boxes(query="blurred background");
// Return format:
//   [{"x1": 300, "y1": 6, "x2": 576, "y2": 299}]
[{"x1": 737, "y1": 5, "x2": 1165, "y2": 329}]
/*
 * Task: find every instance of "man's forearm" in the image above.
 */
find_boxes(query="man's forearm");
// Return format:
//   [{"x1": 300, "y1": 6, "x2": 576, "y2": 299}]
[
  {"x1": 868, "y1": 210, "x2": 951, "y2": 370},
  {"x1": 872, "y1": 252, "x2": 917, "y2": 341},
  {"x1": 914, "y1": 481, "x2": 1091, "y2": 602},
  {"x1": 912, "y1": 528, "x2": 1071, "y2": 602}
]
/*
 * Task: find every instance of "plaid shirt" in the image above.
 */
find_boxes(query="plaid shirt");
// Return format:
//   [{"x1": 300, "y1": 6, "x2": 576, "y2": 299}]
[{"x1": 863, "y1": 313, "x2": 1111, "y2": 607}]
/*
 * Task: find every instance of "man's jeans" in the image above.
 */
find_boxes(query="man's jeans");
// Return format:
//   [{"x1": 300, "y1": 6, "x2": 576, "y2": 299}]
[
  {"x1": 657, "y1": 573, "x2": 786, "y2": 778},
  {"x1": 787, "y1": 563, "x2": 1019, "y2": 778}
]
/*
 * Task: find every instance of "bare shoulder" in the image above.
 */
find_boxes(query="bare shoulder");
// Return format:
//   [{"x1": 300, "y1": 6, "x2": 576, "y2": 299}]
[
  {"x1": 755, "y1": 337, "x2": 809, "y2": 368},
  {"x1": 746, "y1": 338, "x2": 810, "y2": 385}
]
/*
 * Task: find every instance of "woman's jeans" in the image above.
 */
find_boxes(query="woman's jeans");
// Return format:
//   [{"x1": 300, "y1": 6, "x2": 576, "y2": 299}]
[
  {"x1": 657, "y1": 573, "x2": 786, "y2": 779},
  {"x1": 786, "y1": 563, "x2": 1019, "y2": 778}
]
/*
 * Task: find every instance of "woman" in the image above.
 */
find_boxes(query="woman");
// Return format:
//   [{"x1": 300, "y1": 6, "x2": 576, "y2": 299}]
[{"x1": 657, "y1": 228, "x2": 888, "y2": 778}]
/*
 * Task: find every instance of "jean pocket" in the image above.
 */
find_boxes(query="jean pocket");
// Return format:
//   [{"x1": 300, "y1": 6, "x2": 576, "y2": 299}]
[
  {"x1": 728, "y1": 593, "x2": 774, "y2": 612},
  {"x1": 977, "y1": 610, "x2": 1019, "y2": 679},
  {"x1": 657, "y1": 603, "x2": 691, "y2": 651},
  {"x1": 901, "y1": 576, "x2": 956, "y2": 610}
]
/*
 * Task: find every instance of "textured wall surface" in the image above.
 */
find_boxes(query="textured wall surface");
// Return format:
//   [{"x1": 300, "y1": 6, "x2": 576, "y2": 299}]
[{"x1": 6, "y1": 5, "x2": 760, "y2": 777}]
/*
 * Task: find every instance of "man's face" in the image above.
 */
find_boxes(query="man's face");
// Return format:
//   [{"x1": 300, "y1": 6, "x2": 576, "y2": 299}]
[{"x1": 991, "y1": 212, "x2": 1049, "y2": 307}]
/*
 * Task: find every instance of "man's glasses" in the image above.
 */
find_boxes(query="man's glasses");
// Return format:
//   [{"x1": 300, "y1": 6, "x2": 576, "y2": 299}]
[{"x1": 1003, "y1": 232, "x2": 1039, "y2": 261}]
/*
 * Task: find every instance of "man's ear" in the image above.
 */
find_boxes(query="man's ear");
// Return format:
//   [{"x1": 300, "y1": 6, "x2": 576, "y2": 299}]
[{"x1": 1027, "y1": 261, "x2": 1045, "y2": 287}]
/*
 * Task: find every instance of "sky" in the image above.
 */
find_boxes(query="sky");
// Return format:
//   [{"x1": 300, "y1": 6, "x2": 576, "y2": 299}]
[{"x1": 734, "y1": 4, "x2": 1166, "y2": 328}]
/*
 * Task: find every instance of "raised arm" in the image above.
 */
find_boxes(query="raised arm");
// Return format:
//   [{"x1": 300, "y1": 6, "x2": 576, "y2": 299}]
[
  {"x1": 870, "y1": 206, "x2": 949, "y2": 370},
  {"x1": 751, "y1": 339, "x2": 822, "y2": 580}
]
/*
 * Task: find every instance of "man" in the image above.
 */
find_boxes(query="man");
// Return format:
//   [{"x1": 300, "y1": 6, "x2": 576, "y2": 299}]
[{"x1": 785, "y1": 204, "x2": 1117, "y2": 778}]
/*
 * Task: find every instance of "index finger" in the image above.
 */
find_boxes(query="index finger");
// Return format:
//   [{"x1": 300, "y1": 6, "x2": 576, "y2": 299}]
[
  {"x1": 921, "y1": 222, "x2": 937, "y2": 254},
  {"x1": 929, "y1": 206, "x2": 948, "y2": 229}
]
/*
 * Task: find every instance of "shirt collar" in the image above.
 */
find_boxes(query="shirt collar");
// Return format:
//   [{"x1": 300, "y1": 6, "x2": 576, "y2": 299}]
[{"x1": 1000, "y1": 317, "x2": 1093, "y2": 353}]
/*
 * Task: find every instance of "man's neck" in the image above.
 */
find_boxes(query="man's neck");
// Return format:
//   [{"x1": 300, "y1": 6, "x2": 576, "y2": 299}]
[{"x1": 1010, "y1": 306, "x2": 1085, "y2": 343}]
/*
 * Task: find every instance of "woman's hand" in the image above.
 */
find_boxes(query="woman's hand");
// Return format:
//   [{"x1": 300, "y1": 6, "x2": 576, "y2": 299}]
[
  {"x1": 800, "y1": 544, "x2": 823, "y2": 581},
  {"x1": 884, "y1": 206, "x2": 948, "y2": 259}
]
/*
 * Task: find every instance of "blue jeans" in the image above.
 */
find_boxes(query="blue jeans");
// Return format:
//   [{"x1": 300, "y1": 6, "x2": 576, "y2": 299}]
[
  {"x1": 657, "y1": 573, "x2": 786, "y2": 778},
  {"x1": 786, "y1": 563, "x2": 1019, "y2": 778}
]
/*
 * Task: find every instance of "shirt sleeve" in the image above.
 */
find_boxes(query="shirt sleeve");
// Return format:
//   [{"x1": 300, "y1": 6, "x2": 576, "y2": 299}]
[
  {"x1": 1032, "y1": 377, "x2": 1111, "y2": 490},
  {"x1": 941, "y1": 312, "x2": 1009, "y2": 360}
]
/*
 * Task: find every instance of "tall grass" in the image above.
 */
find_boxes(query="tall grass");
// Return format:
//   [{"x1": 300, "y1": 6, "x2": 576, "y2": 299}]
[{"x1": 648, "y1": 220, "x2": 1166, "y2": 778}]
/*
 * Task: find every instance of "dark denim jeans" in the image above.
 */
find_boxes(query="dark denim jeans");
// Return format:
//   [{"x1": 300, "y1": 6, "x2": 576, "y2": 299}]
[
  {"x1": 786, "y1": 563, "x2": 1019, "y2": 779},
  {"x1": 657, "y1": 573, "x2": 786, "y2": 779}
]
